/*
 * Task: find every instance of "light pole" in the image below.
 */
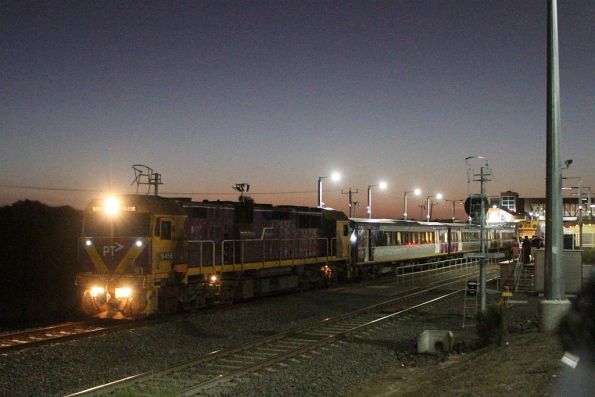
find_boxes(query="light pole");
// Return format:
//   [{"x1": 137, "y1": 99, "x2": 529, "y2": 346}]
[
  {"x1": 445, "y1": 199, "x2": 463, "y2": 222},
  {"x1": 317, "y1": 172, "x2": 341, "y2": 208},
  {"x1": 404, "y1": 188, "x2": 421, "y2": 220},
  {"x1": 425, "y1": 193, "x2": 443, "y2": 222},
  {"x1": 367, "y1": 181, "x2": 387, "y2": 219}
]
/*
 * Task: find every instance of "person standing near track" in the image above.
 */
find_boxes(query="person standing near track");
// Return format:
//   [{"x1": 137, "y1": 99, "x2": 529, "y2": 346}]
[{"x1": 521, "y1": 236, "x2": 531, "y2": 264}]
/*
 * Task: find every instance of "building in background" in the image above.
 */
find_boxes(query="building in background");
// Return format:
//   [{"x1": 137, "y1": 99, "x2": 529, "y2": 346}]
[{"x1": 488, "y1": 191, "x2": 594, "y2": 249}]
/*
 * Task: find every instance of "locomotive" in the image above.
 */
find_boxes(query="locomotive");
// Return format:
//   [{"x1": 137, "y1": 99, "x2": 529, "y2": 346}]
[{"x1": 76, "y1": 193, "x2": 516, "y2": 319}]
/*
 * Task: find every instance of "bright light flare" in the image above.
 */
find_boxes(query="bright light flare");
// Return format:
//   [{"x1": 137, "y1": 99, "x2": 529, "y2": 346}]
[
  {"x1": 85, "y1": 239, "x2": 92, "y2": 246},
  {"x1": 89, "y1": 286, "x2": 105, "y2": 297},
  {"x1": 436, "y1": 193, "x2": 443, "y2": 200},
  {"x1": 209, "y1": 274, "x2": 219, "y2": 283},
  {"x1": 115, "y1": 287, "x2": 132, "y2": 299},
  {"x1": 413, "y1": 188, "x2": 421, "y2": 196},
  {"x1": 104, "y1": 196, "x2": 120, "y2": 215},
  {"x1": 135, "y1": 240, "x2": 143, "y2": 247},
  {"x1": 330, "y1": 172, "x2": 341, "y2": 182},
  {"x1": 378, "y1": 181, "x2": 388, "y2": 190}
]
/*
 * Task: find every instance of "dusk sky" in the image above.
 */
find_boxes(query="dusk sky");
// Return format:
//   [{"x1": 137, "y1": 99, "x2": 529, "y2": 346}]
[{"x1": 1, "y1": 1, "x2": 594, "y2": 219}]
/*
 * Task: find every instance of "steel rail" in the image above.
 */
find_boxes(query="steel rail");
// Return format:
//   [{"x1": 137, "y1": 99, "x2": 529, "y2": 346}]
[
  {"x1": 0, "y1": 318, "x2": 161, "y2": 353},
  {"x1": 68, "y1": 269, "x2": 497, "y2": 397},
  {"x1": 0, "y1": 321, "x2": 115, "y2": 353}
]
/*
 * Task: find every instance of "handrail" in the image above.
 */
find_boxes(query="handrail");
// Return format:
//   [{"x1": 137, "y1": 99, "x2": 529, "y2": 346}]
[
  {"x1": 220, "y1": 238, "x2": 331, "y2": 268},
  {"x1": 186, "y1": 240, "x2": 215, "y2": 270}
]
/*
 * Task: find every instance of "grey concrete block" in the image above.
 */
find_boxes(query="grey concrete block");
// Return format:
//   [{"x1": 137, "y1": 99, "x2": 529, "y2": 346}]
[{"x1": 417, "y1": 330, "x2": 454, "y2": 353}]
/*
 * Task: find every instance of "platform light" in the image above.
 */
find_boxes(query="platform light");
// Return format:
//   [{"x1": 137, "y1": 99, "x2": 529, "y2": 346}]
[
  {"x1": 318, "y1": 171, "x2": 342, "y2": 208},
  {"x1": 104, "y1": 196, "x2": 120, "y2": 215},
  {"x1": 368, "y1": 181, "x2": 388, "y2": 218},
  {"x1": 404, "y1": 188, "x2": 422, "y2": 220}
]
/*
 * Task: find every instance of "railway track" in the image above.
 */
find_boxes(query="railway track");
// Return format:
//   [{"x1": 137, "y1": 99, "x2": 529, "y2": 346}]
[
  {"x1": 1, "y1": 259, "x2": 492, "y2": 357},
  {"x1": 0, "y1": 321, "x2": 126, "y2": 353},
  {"x1": 68, "y1": 269, "x2": 494, "y2": 397}
]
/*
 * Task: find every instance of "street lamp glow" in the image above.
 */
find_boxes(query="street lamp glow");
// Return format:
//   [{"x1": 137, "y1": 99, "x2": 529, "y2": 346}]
[
  {"x1": 426, "y1": 193, "x2": 443, "y2": 222},
  {"x1": 403, "y1": 188, "x2": 422, "y2": 221},
  {"x1": 367, "y1": 181, "x2": 388, "y2": 218},
  {"x1": 318, "y1": 171, "x2": 342, "y2": 208}
]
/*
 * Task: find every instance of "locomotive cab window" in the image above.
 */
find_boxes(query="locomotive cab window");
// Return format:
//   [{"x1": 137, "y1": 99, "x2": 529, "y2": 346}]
[
  {"x1": 160, "y1": 220, "x2": 172, "y2": 240},
  {"x1": 154, "y1": 218, "x2": 161, "y2": 237},
  {"x1": 84, "y1": 213, "x2": 150, "y2": 237}
]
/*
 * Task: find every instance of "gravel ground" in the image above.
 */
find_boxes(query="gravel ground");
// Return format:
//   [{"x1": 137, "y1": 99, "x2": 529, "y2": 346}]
[
  {"x1": 0, "y1": 276, "x2": 422, "y2": 397},
  {"x1": 202, "y1": 295, "x2": 470, "y2": 397},
  {"x1": 2, "y1": 270, "x2": 572, "y2": 397}
]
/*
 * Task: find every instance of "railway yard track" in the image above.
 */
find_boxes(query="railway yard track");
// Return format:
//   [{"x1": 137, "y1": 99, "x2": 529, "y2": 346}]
[
  {"x1": 0, "y1": 257, "x2": 489, "y2": 357},
  {"x1": 68, "y1": 266, "x2": 495, "y2": 397},
  {"x1": 0, "y1": 320, "x2": 137, "y2": 353}
]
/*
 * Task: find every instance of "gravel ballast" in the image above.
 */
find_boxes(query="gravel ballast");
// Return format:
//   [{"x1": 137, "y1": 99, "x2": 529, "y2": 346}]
[{"x1": 1, "y1": 273, "x2": 551, "y2": 397}]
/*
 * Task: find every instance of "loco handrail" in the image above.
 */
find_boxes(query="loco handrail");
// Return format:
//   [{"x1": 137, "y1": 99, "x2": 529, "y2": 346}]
[
  {"x1": 186, "y1": 240, "x2": 216, "y2": 270},
  {"x1": 220, "y1": 238, "x2": 331, "y2": 269}
]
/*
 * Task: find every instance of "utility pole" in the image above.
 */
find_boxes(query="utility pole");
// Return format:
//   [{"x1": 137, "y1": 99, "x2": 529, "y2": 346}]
[
  {"x1": 342, "y1": 188, "x2": 359, "y2": 217},
  {"x1": 445, "y1": 199, "x2": 462, "y2": 222},
  {"x1": 466, "y1": 156, "x2": 491, "y2": 311}
]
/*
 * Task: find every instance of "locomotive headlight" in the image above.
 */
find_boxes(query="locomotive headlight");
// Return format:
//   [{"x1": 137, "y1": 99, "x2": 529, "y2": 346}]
[
  {"x1": 135, "y1": 240, "x2": 143, "y2": 247},
  {"x1": 115, "y1": 287, "x2": 133, "y2": 299},
  {"x1": 89, "y1": 286, "x2": 105, "y2": 297},
  {"x1": 209, "y1": 274, "x2": 219, "y2": 284},
  {"x1": 104, "y1": 196, "x2": 120, "y2": 215},
  {"x1": 85, "y1": 239, "x2": 92, "y2": 246}
]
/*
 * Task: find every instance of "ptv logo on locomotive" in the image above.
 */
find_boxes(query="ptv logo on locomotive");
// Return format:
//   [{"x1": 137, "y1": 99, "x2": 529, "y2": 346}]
[{"x1": 103, "y1": 242, "x2": 124, "y2": 256}]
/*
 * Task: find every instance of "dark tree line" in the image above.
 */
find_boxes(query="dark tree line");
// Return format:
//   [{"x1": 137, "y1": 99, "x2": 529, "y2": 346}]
[{"x1": 0, "y1": 200, "x2": 83, "y2": 326}]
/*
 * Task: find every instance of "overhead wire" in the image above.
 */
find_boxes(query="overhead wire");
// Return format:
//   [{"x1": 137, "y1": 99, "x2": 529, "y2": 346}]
[{"x1": 0, "y1": 183, "x2": 342, "y2": 196}]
